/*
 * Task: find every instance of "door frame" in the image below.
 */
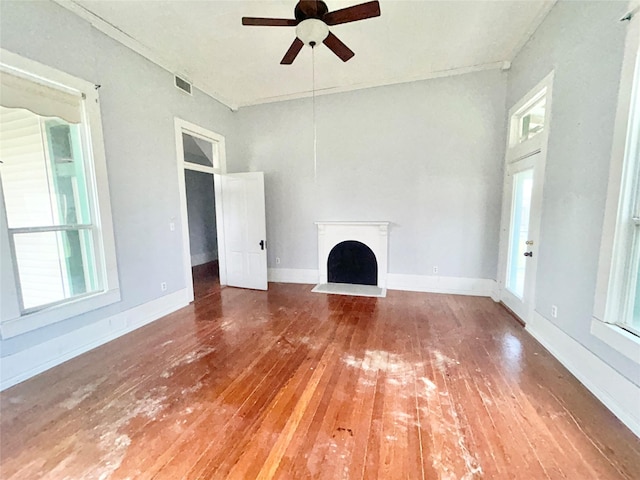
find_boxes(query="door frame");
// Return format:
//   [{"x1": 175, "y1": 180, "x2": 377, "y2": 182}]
[
  {"x1": 175, "y1": 117, "x2": 227, "y2": 303},
  {"x1": 497, "y1": 72, "x2": 554, "y2": 323}
]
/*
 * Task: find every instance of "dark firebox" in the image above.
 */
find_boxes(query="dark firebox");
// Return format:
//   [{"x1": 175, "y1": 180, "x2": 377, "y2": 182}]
[{"x1": 327, "y1": 240, "x2": 377, "y2": 286}]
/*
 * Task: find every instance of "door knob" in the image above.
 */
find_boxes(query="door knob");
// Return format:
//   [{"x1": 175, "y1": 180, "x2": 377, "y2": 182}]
[
  {"x1": 524, "y1": 251, "x2": 533, "y2": 257},
  {"x1": 259, "y1": 240, "x2": 265, "y2": 250}
]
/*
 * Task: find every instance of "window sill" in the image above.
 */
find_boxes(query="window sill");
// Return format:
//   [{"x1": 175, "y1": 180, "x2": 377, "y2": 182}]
[
  {"x1": 0, "y1": 288, "x2": 121, "y2": 339},
  {"x1": 591, "y1": 317, "x2": 640, "y2": 365}
]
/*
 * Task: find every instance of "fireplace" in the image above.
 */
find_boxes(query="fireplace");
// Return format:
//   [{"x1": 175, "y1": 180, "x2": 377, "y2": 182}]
[{"x1": 313, "y1": 222, "x2": 389, "y2": 297}]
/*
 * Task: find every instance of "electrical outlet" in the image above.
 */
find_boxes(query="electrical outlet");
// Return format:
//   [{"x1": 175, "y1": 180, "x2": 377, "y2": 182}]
[
  {"x1": 433, "y1": 266, "x2": 439, "y2": 274},
  {"x1": 161, "y1": 282, "x2": 167, "y2": 292},
  {"x1": 276, "y1": 257, "x2": 281, "y2": 265},
  {"x1": 551, "y1": 305, "x2": 558, "y2": 318}
]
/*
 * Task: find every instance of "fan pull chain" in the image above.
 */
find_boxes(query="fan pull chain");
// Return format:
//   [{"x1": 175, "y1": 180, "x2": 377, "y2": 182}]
[{"x1": 312, "y1": 44, "x2": 317, "y2": 182}]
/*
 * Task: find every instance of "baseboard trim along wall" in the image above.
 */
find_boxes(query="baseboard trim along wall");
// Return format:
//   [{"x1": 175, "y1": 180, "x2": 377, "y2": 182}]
[
  {"x1": 267, "y1": 268, "x2": 497, "y2": 297},
  {"x1": 527, "y1": 311, "x2": 640, "y2": 438},
  {"x1": 191, "y1": 251, "x2": 218, "y2": 266},
  {"x1": 267, "y1": 268, "x2": 320, "y2": 284},
  {"x1": 0, "y1": 288, "x2": 190, "y2": 391},
  {"x1": 386, "y1": 274, "x2": 496, "y2": 297}
]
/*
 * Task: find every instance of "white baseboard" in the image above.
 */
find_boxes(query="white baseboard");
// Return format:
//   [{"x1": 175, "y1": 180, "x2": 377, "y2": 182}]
[
  {"x1": 0, "y1": 288, "x2": 190, "y2": 391},
  {"x1": 268, "y1": 268, "x2": 319, "y2": 284},
  {"x1": 527, "y1": 311, "x2": 640, "y2": 438},
  {"x1": 387, "y1": 274, "x2": 496, "y2": 297},
  {"x1": 191, "y1": 251, "x2": 217, "y2": 266},
  {"x1": 267, "y1": 269, "x2": 496, "y2": 297},
  {"x1": 490, "y1": 285, "x2": 501, "y2": 302}
]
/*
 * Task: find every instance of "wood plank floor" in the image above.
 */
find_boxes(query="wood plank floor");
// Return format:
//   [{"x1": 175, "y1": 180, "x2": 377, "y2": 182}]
[{"x1": 1, "y1": 278, "x2": 639, "y2": 479}]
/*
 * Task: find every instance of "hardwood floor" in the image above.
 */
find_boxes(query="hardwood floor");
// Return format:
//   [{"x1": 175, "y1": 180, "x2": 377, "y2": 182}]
[
  {"x1": 192, "y1": 260, "x2": 220, "y2": 300},
  {"x1": 1, "y1": 281, "x2": 639, "y2": 479}
]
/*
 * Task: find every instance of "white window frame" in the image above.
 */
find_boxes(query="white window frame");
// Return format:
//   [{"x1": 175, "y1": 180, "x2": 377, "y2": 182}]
[
  {"x1": 592, "y1": 3, "x2": 640, "y2": 364},
  {"x1": 506, "y1": 81, "x2": 550, "y2": 164},
  {"x1": 0, "y1": 49, "x2": 119, "y2": 339}
]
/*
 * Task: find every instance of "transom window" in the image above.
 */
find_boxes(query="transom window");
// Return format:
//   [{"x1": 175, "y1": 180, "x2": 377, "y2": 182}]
[
  {"x1": 517, "y1": 95, "x2": 546, "y2": 143},
  {"x1": 509, "y1": 89, "x2": 547, "y2": 148}
]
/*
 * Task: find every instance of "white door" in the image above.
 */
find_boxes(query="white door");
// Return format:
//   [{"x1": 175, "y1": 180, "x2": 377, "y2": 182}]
[
  {"x1": 498, "y1": 73, "x2": 553, "y2": 323},
  {"x1": 500, "y1": 153, "x2": 540, "y2": 320},
  {"x1": 221, "y1": 172, "x2": 268, "y2": 290}
]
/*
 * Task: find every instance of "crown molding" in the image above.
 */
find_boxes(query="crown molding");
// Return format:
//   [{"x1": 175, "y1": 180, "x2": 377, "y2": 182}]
[
  {"x1": 505, "y1": 0, "x2": 558, "y2": 63},
  {"x1": 51, "y1": 0, "x2": 239, "y2": 111},
  {"x1": 236, "y1": 61, "x2": 507, "y2": 109}
]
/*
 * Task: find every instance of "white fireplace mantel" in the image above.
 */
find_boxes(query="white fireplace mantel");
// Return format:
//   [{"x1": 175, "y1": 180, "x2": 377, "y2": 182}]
[{"x1": 315, "y1": 221, "x2": 390, "y2": 288}]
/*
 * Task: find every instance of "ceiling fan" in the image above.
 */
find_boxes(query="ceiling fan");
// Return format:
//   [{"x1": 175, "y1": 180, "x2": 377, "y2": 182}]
[{"x1": 242, "y1": 0, "x2": 381, "y2": 64}]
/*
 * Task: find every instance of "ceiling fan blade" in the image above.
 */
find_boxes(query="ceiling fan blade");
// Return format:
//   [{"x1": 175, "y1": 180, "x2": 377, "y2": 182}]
[
  {"x1": 242, "y1": 17, "x2": 297, "y2": 26},
  {"x1": 281, "y1": 38, "x2": 305, "y2": 64},
  {"x1": 323, "y1": 31, "x2": 355, "y2": 62},
  {"x1": 323, "y1": 1, "x2": 380, "y2": 26}
]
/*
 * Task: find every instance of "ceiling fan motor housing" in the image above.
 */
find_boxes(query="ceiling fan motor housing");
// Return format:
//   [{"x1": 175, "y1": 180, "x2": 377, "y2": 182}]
[{"x1": 295, "y1": 1, "x2": 329, "y2": 21}]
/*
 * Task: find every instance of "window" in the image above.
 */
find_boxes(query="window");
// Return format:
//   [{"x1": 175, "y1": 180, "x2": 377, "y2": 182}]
[
  {"x1": 505, "y1": 168, "x2": 534, "y2": 298},
  {"x1": 505, "y1": 84, "x2": 550, "y2": 166},
  {"x1": 517, "y1": 96, "x2": 546, "y2": 143},
  {"x1": 509, "y1": 89, "x2": 547, "y2": 149},
  {"x1": 0, "y1": 50, "x2": 119, "y2": 338},
  {"x1": 605, "y1": 52, "x2": 640, "y2": 337},
  {"x1": 1, "y1": 108, "x2": 99, "y2": 311},
  {"x1": 592, "y1": 6, "x2": 640, "y2": 363}
]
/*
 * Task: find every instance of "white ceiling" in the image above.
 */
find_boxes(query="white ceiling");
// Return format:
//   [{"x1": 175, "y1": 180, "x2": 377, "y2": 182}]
[{"x1": 64, "y1": 0, "x2": 556, "y2": 109}]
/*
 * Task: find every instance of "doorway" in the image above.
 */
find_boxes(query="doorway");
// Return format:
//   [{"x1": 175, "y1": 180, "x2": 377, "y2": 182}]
[
  {"x1": 175, "y1": 118, "x2": 227, "y2": 303},
  {"x1": 176, "y1": 119, "x2": 269, "y2": 299},
  {"x1": 498, "y1": 73, "x2": 553, "y2": 323},
  {"x1": 185, "y1": 167, "x2": 219, "y2": 299}
]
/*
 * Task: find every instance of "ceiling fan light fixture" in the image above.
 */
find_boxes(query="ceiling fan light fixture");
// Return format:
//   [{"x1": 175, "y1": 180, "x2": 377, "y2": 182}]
[{"x1": 296, "y1": 18, "x2": 329, "y2": 46}]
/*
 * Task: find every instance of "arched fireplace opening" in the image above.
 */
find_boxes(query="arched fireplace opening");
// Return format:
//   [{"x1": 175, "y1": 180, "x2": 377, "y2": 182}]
[{"x1": 327, "y1": 240, "x2": 377, "y2": 286}]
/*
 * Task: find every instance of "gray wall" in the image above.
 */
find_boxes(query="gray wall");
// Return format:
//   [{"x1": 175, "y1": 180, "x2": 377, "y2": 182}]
[
  {"x1": 507, "y1": 0, "x2": 639, "y2": 385},
  {"x1": 185, "y1": 169, "x2": 217, "y2": 265},
  {"x1": 0, "y1": 0, "x2": 234, "y2": 356},
  {"x1": 232, "y1": 70, "x2": 508, "y2": 279}
]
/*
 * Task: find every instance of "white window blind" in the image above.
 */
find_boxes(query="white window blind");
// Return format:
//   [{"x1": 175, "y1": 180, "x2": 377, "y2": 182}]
[{"x1": 0, "y1": 70, "x2": 82, "y2": 124}]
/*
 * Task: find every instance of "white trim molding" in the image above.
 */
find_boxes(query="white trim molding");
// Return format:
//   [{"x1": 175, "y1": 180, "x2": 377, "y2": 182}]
[
  {"x1": 387, "y1": 274, "x2": 496, "y2": 297},
  {"x1": 268, "y1": 268, "x2": 319, "y2": 284},
  {"x1": 496, "y1": 71, "x2": 554, "y2": 324},
  {"x1": 0, "y1": 289, "x2": 120, "y2": 339},
  {"x1": 266, "y1": 268, "x2": 496, "y2": 298},
  {"x1": 175, "y1": 117, "x2": 228, "y2": 302},
  {"x1": 52, "y1": 0, "x2": 237, "y2": 110},
  {"x1": 0, "y1": 288, "x2": 190, "y2": 391},
  {"x1": 237, "y1": 62, "x2": 506, "y2": 109},
  {"x1": 591, "y1": 318, "x2": 640, "y2": 364},
  {"x1": 527, "y1": 311, "x2": 640, "y2": 438}
]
